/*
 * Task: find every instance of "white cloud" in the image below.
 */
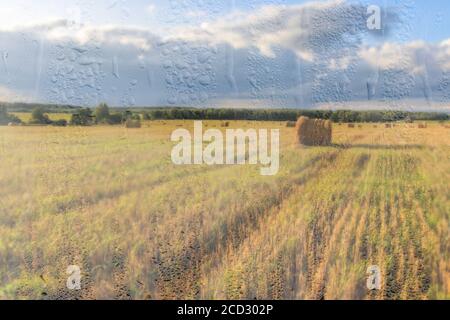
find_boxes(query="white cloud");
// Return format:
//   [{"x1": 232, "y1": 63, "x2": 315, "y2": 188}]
[
  {"x1": 146, "y1": 4, "x2": 156, "y2": 15},
  {"x1": 185, "y1": 10, "x2": 207, "y2": 18},
  {"x1": 359, "y1": 40, "x2": 450, "y2": 72},
  {"x1": 0, "y1": 1, "x2": 377, "y2": 60},
  {"x1": 164, "y1": 0, "x2": 365, "y2": 61},
  {"x1": 41, "y1": 22, "x2": 158, "y2": 51},
  {"x1": 0, "y1": 86, "x2": 32, "y2": 103}
]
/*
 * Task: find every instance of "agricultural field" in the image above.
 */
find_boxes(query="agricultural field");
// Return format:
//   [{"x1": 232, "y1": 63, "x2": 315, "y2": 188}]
[{"x1": 0, "y1": 120, "x2": 449, "y2": 300}]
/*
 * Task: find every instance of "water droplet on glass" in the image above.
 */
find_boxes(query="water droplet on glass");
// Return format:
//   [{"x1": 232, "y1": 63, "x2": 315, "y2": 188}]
[{"x1": 112, "y1": 56, "x2": 120, "y2": 78}]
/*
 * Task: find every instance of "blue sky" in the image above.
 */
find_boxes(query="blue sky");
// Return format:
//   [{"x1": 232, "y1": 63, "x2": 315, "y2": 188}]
[
  {"x1": 411, "y1": 0, "x2": 450, "y2": 42},
  {"x1": 1, "y1": 0, "x2": 450, "y2": 111}
]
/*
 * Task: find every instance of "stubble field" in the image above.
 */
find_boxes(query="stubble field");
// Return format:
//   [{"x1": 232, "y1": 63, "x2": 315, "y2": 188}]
[{"x1": 0, "y1": 120, "x2": 448, "y2": 299}]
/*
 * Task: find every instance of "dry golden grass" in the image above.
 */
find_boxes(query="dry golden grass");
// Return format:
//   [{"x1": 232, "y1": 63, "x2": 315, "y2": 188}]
[
  {"x1": 12, "y1": 112, "x2": 72, "y2": 123},
  {"x1": 0, "y1": 120, "x2": 448, "y2": 300}
]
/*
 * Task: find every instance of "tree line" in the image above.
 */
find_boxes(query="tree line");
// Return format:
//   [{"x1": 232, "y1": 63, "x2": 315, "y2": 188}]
[
  {"x1": 0, "y1": 104, "x2": 140, "y2": 126},
  {"x1": 141, "y1": 108, "x2": 448, "y2": 122},
  {"x1": 1, "y1": 103, "x2": 448, "y2": 126}
]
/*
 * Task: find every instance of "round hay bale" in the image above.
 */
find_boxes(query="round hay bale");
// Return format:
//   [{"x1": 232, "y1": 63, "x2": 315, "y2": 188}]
[
  {"x1": 418, "y1": 122, "x2": 427, "y2": 129},
  {"x1": 296, "y1": 116, "x2": 310, "y2": 145},
  {"x1": 317, "y1": 120, "x2": 327, "y2": 145},
  {"x1": 296, "y1": 117, "x2": 332, "y2": 146},
  {"x1": 125, "y1": 119, "x2": 141, "y2": 128},
  {"x1": 324, "y1": 120, "x2": 332, "y2": 145},
  {"x1": 313, "y1": 119, "x2": 321, "y2": 145}
]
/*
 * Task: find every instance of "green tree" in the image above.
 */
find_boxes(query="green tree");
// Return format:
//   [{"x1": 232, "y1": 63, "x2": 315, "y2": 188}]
[
  {"x1": 95, "y1": 103, "x2": 110, "y2": 123},
  {"x1": 0, "y1": 105, "x2": 21, "y2": 125},
  {"x1": 30, "y1": 107, "x2": 51, "y2": 124},
  {"x1": 70, "y1": 108, "x2": 94, "y2": 126},
  {"x1": 0, "y1": 105, "x2": 7, "y2": 118},
  {"x1": 107, "y1": 113, "x2": 123, "y2": 124},
  {"x1": 52, "y1": 119, "x2": 68, "y2": 126}
]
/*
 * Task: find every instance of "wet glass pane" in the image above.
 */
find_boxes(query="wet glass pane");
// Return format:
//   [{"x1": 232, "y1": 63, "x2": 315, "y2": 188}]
[{"x1": 0, "y1": 0, "x2": 449, "y2": 302}]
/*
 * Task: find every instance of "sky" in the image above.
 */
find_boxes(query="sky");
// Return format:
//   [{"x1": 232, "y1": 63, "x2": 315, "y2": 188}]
[{"x1": 1, "y1": 0, "x2": 450, "y2": 111}]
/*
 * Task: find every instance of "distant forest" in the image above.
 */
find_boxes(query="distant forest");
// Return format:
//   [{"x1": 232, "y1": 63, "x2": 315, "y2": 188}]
[
  {"x1": 1, "y1": 102, "x2": 449, "y2": 124},
  {"x1": 140, "y1": 108, "x2": 449, "y2": 122}
]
